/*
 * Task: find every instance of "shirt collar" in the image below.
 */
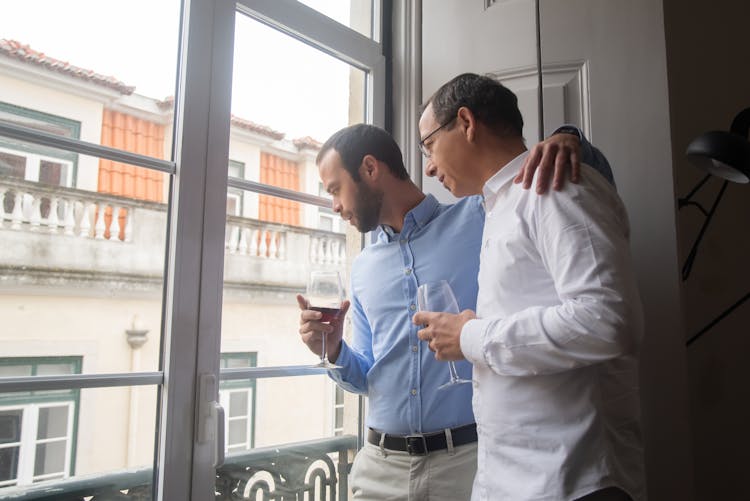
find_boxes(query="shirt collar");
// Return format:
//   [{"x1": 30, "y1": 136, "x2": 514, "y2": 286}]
[
  {"x1": 378, "y1": 194, "x2": 439, "y2": 242},
  {"x1": 482, "y1": 151, "x2": 529, "y2": 207}
]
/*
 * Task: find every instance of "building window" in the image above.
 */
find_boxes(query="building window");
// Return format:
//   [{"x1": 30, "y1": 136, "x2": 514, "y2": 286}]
[
  {"x1": 219, "y1": 353, "x2": 256, "y2": 452},
  {"x1": 227, "y1": 160, "x2": 245, "y2": 216},
  {"x1": 0, "y1": 357, "x2": 81, "y2": 488},
  {"x1": 0, "y1": 102, "x2": 80, "y2": 188},
  {"x1": 332, "y1": 386, "x2": 345, "y2": 436}
]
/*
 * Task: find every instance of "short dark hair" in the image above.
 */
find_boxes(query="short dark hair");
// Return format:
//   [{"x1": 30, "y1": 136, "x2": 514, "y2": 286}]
[
  {"x1": 425, "y1": 73, "x2": 524, "y2": 138},
  {"x1": 316, "y1": 124, "x2": 409, "y2": 181}
]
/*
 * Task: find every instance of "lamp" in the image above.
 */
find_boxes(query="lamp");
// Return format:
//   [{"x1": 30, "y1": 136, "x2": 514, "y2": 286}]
[{"x1": 679, "y1": 107, "x2": 750, "y2": 346}]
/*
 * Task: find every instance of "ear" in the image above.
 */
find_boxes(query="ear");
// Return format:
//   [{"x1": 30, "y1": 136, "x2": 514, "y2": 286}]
[
  {"x1": 457, "y1": 106, "x2": 477, "y2": 143},
  {"x1": 359, "y1": 155, "x2": 381, "y2": 183}
]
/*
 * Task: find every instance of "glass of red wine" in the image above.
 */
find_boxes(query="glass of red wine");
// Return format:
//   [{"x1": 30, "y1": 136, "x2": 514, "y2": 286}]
[
  {"x1": 307, "y1": 270, "x2": 344, "y2": 369},
  {"x1": 417, "y1": 280, "x2": 472, "y2": 389}
]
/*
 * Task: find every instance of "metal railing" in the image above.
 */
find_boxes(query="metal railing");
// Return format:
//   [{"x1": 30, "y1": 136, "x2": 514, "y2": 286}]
[{"x1": 0, "y1": 435, "x2": 357, "y2": 501}]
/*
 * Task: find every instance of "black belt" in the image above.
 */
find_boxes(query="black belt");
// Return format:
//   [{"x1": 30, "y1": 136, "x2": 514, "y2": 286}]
[{"x1": 367, "y1": 423, "x2": 477, "y2": 455}]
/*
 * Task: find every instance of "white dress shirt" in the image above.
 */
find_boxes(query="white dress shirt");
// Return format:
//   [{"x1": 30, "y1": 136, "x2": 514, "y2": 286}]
[{"x1": 461, "y1": 151, "x2": 646, "y2": 501}]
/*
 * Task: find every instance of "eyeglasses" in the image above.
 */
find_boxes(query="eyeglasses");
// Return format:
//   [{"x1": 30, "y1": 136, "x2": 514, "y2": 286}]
[{"x1": 418, "y1": 117, "x2": 455, "y2": 158}]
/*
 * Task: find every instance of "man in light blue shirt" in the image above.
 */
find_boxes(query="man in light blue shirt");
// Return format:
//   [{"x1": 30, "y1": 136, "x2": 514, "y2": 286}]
[{"x1": 297, "y1": 124, "x2": 612, "y2": 500}]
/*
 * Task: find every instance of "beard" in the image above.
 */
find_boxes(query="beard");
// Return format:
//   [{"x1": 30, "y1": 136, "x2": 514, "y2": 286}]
[{"x1": 352, "y1": 182, "x2": 384, "y2": 233}]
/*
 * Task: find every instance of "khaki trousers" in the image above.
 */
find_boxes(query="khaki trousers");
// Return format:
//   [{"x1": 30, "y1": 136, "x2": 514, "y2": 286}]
[{"x1": 349, "y1": 441, "x2": 477, "y2": 501}]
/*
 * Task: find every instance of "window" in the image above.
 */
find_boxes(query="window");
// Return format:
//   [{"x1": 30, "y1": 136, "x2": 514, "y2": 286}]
[
  {"x1": 332, "y1": 385, "x2": 345, "y2": 436},
  {"x1": 219, "y1": 353, "x2": 256, "y2": 452},
  {"x1": 0, "y1": 358, "x2": 81, "y2": 488},
  {"x1": 227, "y1": 160, "x2": 245, "y2": 216},
  {"x1": 0, "y1": 102, "x2": 80, "y2": 188},
  {"x1": 0, "y1": 0, "x2": 386, "y2": 498}
]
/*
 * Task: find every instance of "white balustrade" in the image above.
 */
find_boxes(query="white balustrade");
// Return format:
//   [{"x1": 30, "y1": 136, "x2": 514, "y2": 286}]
[
  {"x1": 223, "y1": 221, "x2": 289, "y2": 261},
  {"x1": 308, "y1": 235, "x2": 346, "y2": 266},
  {"x1": 0, "y1": 182, "x2": 140, "y2": 244},
  {"x1": 63, "y1": 199, "x2": 76, "y2": 236},
  {"x1": 1, "y1": 180, "x2": 342, "y2": 266}
]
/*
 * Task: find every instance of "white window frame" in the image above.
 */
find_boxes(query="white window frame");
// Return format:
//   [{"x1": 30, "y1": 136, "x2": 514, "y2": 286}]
[
  {"x1": 219, "y1": 388, "x2": 254, "y2": 452},
  {"x1": 0, "y1": 146, "x2": 74, "y2": 187},
  {"x1": 0, "y1": 402, "x2": 75, "y2": 488}
]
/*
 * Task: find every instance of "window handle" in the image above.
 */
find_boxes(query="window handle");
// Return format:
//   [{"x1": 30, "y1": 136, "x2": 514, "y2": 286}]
[
  {"x1": 213, "y1": 402, "x2": 225, "y2": 468},
  {"x1": 197, "y1": 374, "x2": 225, "y2": 467}
]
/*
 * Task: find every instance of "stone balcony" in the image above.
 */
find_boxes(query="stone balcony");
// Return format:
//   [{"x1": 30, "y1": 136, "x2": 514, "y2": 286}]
[{"x1": 0, "y1": 178, "x2": 347, "y2": 294}]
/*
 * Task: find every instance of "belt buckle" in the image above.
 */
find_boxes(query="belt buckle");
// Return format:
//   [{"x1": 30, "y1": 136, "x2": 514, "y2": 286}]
[{"x1": 405, "y1": 434, "x2": 428, "y2": 455}]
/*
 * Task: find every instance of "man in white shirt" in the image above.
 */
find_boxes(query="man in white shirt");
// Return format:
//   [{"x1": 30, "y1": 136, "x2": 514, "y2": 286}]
[{"x1": 413, "y1": 73, "x2": 646, "y2": 501}]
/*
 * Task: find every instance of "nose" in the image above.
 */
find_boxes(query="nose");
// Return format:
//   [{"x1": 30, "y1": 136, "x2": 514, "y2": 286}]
[
  {"x1": 332, "y1": 198, "x2": 342, "y2": 214},
  {"x1": 424, "y1": 158, "x2": 437, "y2": 178}
]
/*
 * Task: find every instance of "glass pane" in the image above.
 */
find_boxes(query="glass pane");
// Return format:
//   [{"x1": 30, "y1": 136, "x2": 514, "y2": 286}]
[
  {"x1": 0, "y1": 0, "x2": 181, "y2": 161},
  {"x1": 224, "y1": 18, "x2": 363, "y2": 374},
  {"x1": 0, "y1": 366, "x2": 31, "y2": 378},
  {"x1": 230, "y1": 13, "x2": 367, "y2": 198},
  {"x1": 297, "y1": 0, "x2": 375, "y2": 39},
  {"x1": 36, "y1": 406, "x2": 68, "y2": 440},
  {"x1": 0, "y1": 143, "x2": 168, "y2": 375},
  {"x1": 0, "y1": 151, "x2": 26, "y2": 179},
  {"x1": 33, "y1": 441, "x2": 65, "y2": 477},
  {"x1": 215, "y1": 375, "x2": 357, "y2": 499},
  {"x1": 0, "y1": 446, "x2": 20, "y2": 486},
  {"x1": 228, "y1": 419, "x2": 248, "y2": 445},
  {"x1": 35, "y1": 363, "x2": 76, "y2": 377},
  {"x1": 0, "y1": 386, "x2": 157, "y2": 495},
  {"x1": 229, "y1": 392, "x2": 249, "y2": 416},
  {"x1": 0, "y1": 410, "x2": 22, "y2": 443},
  {"x1": 223, "y1": 195, "x2": 353, "y2": 368}
]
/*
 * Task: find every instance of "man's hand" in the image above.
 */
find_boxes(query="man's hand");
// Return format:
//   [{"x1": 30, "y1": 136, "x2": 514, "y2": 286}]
[
  {"x1": 515, "y1": 132, "x2": 581, "y2": 193},
  {"x1": 297, "y1": 294, "x2": 350, "y2": 363},
  {"x1": 413, "y1": 309, "x2": 476, "y2": 361}
]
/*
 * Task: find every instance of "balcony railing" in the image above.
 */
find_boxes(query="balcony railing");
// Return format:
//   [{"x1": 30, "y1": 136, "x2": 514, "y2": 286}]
[
  {"x1": 0, "y1": 435, "x2": 357, "y2": 500},
  {"x1": 0, "y1": 178, "x2": 346, "y2": 289}
]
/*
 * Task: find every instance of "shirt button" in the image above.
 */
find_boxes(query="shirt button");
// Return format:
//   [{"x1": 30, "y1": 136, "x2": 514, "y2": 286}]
[
  {"x1": 412, "y1": 345, "x2": 418, "y2": 352},
  {"x1": 404, "y1": 268, "x2": 412, "y2": 275},
  {"x1": 411, "y1": 389, "x2": 417, "y2": 396},
  {"x1": 409, "y1": 304, "x2": 416, "y2": 311}
]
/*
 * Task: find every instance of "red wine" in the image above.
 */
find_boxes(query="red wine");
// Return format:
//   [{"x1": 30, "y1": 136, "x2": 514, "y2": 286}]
[{"x1": 310, "y1": 306, "x2": 341, "y2": 323}]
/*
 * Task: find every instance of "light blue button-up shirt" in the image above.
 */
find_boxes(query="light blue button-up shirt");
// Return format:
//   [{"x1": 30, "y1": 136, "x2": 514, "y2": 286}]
[
  {"x1": 330, "y1": 133, "x2": 613, "y2": 436},
  {"x1": 331, "y1": 194, "x2": 483, "y2": 435}
]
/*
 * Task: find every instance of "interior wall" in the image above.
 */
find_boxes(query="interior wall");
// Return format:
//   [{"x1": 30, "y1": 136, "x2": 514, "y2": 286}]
[
  {"x1": 421, "y1": 0, "x2": 538, "y2": 204},
  {"x1": 663, "y1": 1, "x2": 750, "y2": 498},
  {"x1": 422, "y1": 0, "x2": 694, "y2": 498}
]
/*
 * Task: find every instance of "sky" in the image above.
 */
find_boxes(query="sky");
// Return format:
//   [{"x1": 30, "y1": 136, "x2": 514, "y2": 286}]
[{"x1": 0, "y1": 0, "x2": 356, "y2": 142}]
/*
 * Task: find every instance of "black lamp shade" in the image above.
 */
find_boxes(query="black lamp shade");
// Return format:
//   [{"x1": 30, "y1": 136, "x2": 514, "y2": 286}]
[
  {"x1": 686, "y1": 130, "x2": 750, "y2": 183},
  {"x1": 686, "y1": 107, "x2": 750, "y2": 184}
]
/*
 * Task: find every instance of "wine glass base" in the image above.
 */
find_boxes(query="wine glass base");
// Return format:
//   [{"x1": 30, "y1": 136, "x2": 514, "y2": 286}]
[
  {"x1": 438, "y1": 378, "x2": 472, "y2": 390},
  {"x1": 313, "y1": 361, "x2": 343, "y2": 370}
]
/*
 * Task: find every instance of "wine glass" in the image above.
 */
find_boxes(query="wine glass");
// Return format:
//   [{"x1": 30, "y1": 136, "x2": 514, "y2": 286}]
[
  {"x1": 417, "y1": 280, "x2": 472, "y2": 389},
  {"x1": 307, "y1": 270, "x2": 344, "y2": 369}
]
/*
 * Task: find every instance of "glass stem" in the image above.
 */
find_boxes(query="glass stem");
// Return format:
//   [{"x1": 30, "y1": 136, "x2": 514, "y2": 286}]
[
  {"x1": 448, "y1": 361, "x2": 460, "y2": 382},
  {"x1": 321, "y1": 330, "x2": 328, "y2": 363}
]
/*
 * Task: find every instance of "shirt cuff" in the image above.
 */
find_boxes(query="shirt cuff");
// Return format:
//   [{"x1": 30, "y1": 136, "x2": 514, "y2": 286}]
[
  {"x1": 328, "y1": 341, "x2": 351, "y2": 382},
  {"x1": 460, "y1": 318, "x2": 490, "y2": 369}
]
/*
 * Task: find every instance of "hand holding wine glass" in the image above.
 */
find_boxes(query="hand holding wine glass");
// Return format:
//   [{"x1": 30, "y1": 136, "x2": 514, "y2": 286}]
[
  {"x1": 303, "y1": 270, "x2": 346, "y2": 369},
  {"x1": 416, "y1": 281, "x2": 472, "y2": 389}
]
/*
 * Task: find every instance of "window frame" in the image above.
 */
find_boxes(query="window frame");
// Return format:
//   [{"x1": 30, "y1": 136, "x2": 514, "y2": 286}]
[
  {"x1": 0, "y1": 357, "x2": 82, "y2": 488},
  {"x1": 0, "y1": 0, "x2": 388, "y2": 499}
]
